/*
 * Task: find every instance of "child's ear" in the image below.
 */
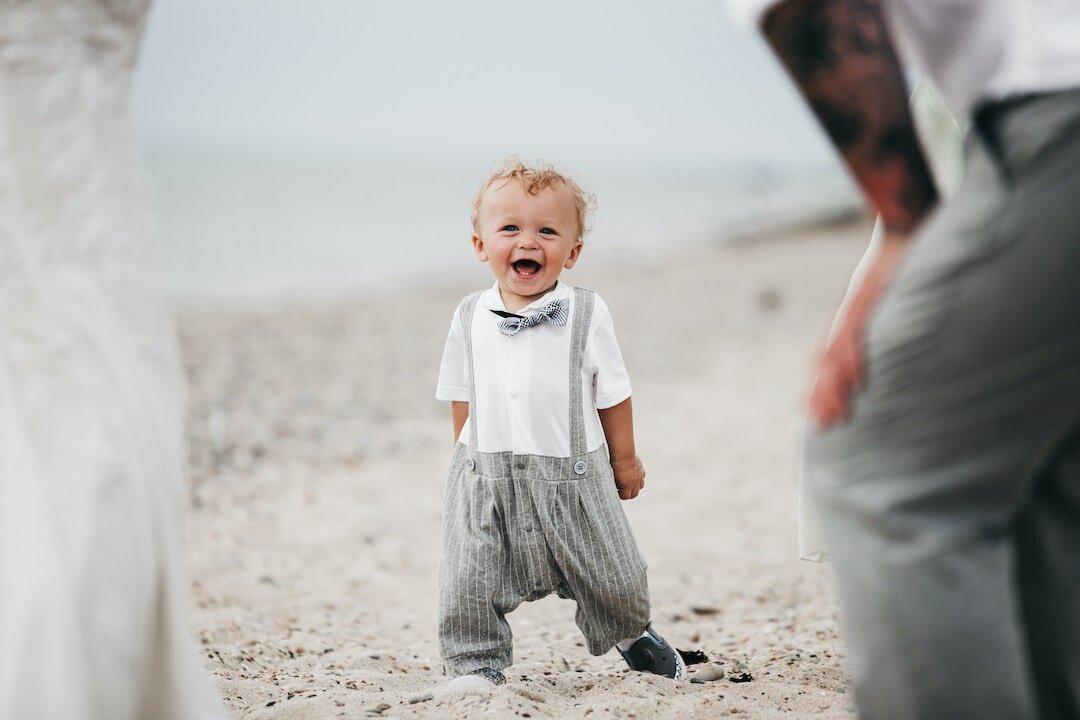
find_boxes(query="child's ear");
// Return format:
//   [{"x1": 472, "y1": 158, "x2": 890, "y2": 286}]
[
  {"x1": 472, "y1": 233, "x2": 489, "y2": 262},
  {"x1": 563, "y1": 241, "x2": 584, "y2": 269}
]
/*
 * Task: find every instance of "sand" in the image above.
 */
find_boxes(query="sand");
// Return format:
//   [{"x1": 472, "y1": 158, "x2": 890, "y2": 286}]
[{"x1": 179, "y1": 216, "x2": 874, "y2": 719}]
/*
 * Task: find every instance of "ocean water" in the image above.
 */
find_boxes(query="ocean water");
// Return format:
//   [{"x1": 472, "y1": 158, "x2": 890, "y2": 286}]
[{"x1": 145, "y1": 146, "x2": 859, "y2": 302}]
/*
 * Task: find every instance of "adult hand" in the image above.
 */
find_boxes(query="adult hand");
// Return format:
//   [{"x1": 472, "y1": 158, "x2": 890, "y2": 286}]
[
  {"x1": 611, "y1": 456, "x2": 645, "y2": 500},
  {"x1": 810, "y1": 231, "x2": 910, "y2": 428}
]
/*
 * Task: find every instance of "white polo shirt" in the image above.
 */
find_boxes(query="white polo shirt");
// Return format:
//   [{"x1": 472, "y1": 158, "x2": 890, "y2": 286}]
[
  {"x1": 435, "y1": 281, "x2": 632, "y2": 457},
  {"x1": 728, "y1": 0, "x2": 1080, "y2": 116}
]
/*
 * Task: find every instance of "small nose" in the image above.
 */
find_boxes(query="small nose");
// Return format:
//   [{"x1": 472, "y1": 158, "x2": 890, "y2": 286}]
[{"x1": 517, "y1": 232, "x2": 540, "y2": 248}]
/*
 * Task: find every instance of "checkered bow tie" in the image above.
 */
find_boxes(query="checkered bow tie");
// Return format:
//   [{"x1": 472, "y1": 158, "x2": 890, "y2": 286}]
[{"x1": 492, "y1": 299, "x2": 569, "y2": 337}]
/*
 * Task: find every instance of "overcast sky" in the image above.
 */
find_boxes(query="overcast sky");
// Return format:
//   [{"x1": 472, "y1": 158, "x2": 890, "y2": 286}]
[{"x1": 133, "y1": 0, "x2": 837, "y2": 168}]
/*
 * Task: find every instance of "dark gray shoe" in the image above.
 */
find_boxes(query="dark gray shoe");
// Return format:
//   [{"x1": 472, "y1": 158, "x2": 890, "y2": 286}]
[
  {"x1": 618, "y1": 626, "x2": 687, "y2": 680},
  {"x1": 468, "y1": 667, "x2": 506, "y2": 686}
]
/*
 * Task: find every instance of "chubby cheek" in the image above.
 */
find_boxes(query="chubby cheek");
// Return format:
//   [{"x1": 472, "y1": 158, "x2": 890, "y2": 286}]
[{"x1": 485, "y1": 245, "x2": 511, "y2": 269}]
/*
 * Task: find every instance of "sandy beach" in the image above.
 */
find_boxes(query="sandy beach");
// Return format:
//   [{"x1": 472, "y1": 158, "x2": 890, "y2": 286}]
[{"x1": 179, "y1": 216, "x2": 873, "y2": 719}]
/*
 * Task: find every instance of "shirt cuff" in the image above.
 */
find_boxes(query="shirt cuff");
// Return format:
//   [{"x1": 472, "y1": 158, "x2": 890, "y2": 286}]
[
  {"x1": 595, "y1": 383, "x2": 632, "y2": 410},
  {"x1": 435, "y1": 386, "x2": 470, "y2": 402}
]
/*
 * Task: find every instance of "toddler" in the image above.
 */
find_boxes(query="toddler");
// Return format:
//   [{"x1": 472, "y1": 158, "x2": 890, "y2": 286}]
[{"x1": 435, "y1": 159, "x2": 685, "y2": 686}]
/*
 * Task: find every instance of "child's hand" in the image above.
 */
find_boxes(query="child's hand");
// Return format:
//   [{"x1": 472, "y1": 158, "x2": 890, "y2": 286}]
[{"x1": 611, "y1": 456, "x2": 645, "y2": 500}]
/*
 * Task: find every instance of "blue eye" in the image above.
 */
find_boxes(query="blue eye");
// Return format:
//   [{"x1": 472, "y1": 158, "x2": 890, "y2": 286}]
[
  {"x1": 539, "y1": 227, "x2": 557, "y2": 235},
  {"x1": 501, "y1": 225, "x2": 519, "y2": 232}
]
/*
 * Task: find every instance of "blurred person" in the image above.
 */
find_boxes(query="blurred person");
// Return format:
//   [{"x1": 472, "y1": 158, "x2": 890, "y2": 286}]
[
  {"x1": 799, "y1": 76, "x2": 965, "y2": 562},
  {"x1": 0, "y1": 1, "x2": 224, "y2": 717},
  {"x1": 731, "y1": 0, "x2": 1080, "y2": 717},
  {"x1": 435, "y1": 160, "x2": 686, "y2": 687}
]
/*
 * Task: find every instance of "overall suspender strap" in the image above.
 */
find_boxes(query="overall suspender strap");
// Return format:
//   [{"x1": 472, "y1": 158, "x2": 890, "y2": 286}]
[
  {"x1": 568, "y1": 287, "x2": 595, "y2": 460},
  {"x1": 459, "y1": 291, "x2": 482, "y2": 450}
]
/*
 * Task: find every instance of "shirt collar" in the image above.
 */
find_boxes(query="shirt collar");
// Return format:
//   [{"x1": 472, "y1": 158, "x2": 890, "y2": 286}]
[{"x1": 482, "y1": 280, "x2": 570, "y2": 314}]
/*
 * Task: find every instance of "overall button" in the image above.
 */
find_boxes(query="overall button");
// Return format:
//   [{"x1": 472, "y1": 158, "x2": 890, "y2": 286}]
[
  {"x1": 516, "y1": 462, "x2": 526, "y2": 470},
  {"x1": 573, "y1": 460, "x2": 587, "y2": 475},
  {"x1": 524, "y1": 525, "x2": 534, "y2": 533},
  {"x1": 517, "y1": 589, "x2": 526, "y2": 597},
  {"x1": 464, "y1": 457, "x2": 475, "y2": 472}
]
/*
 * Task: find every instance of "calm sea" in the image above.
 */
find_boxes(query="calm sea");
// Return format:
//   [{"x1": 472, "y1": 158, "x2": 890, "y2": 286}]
[{"x1": 145, "y1": 146, "x2": 859, "y2": 302}]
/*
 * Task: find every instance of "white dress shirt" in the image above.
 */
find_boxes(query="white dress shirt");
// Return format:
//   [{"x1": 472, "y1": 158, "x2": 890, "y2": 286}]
[
  {"x1": 436, "y1": 281, "x2": 632, "y2": 457},
  {"x1": 728, "y1": 0, "x2": 1080, "y2": 116}
]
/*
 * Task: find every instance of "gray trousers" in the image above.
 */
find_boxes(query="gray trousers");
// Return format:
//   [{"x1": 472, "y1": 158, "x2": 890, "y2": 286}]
[
  {"x1": 438, "y1": 443, "x2": 650, "y2": 676},
  {"x1": 805, "y1": 89, "x2": 1080, "y2": 720}
]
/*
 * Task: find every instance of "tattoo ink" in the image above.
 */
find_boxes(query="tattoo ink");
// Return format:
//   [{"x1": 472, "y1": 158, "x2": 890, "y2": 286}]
[{"x1": 763, "y1": 0, "x2": 939, "y2": 233}]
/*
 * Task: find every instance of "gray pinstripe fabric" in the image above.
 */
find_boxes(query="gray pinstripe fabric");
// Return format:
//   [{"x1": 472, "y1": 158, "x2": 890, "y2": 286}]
[
  {"x1": 438, "y1": 287, "x2": 650, "y2": 677},
  {"x1": 568, "y1": 287, "x2": 593, "y2": 458},
  {"x1": 805, "y1": 90, "x2": 1080, "y2": 718}
]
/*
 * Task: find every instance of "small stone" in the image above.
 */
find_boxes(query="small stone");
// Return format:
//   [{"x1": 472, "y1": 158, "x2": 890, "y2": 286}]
[
  {"x1": 757, "y1": 287, "x2": 783, "y2": 312},
  {"x1": 691, "y1": 663, "x2": 725, "y2": 682}
]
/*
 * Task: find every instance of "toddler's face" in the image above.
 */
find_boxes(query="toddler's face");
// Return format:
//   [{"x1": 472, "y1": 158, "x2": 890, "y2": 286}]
[{"x1": 472, "y1": 180, "x2": 583, "y2": 310}]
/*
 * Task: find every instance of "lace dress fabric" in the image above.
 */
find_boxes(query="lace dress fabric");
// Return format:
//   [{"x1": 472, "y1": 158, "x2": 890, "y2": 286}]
[{"x1": 0, "y1": 2, "x2": 222, "y2": 717}]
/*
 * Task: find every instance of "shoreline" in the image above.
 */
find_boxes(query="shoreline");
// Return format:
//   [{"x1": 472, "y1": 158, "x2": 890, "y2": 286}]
[
  {"x1": 181, "y1": 215, "x2": 873, "y2": 719},
  {"x1": 170, "y1": 199, "x2": 865, "y2": 316}
]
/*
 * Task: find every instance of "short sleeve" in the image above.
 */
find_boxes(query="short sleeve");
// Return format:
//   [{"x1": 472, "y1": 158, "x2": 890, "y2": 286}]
[
  {"x1": 587, "y1": 294, "x2": 632, "y2": 410},
  {"x1": 435, "y1": 303, "x2": 470, "y2": 402}
]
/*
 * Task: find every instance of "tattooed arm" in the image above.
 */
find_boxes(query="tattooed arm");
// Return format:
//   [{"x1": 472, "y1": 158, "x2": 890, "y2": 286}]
[
  {"x1": 762, "y1": 0, "x2": 938, "y2": 233},
  {"x1": 762, "y1": 0, "x2": 940, "y2": 427}
]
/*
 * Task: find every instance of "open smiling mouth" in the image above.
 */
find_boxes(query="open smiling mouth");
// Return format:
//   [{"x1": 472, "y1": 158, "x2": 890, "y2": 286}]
[{"x1": 511, "y1": 259, "x2": 542, "y2": 278}]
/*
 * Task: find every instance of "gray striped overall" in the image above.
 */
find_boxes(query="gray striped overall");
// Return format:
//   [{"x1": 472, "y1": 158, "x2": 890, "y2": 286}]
[{"x1": 438, "y1": 287, "x2": 650, "y2": 677}]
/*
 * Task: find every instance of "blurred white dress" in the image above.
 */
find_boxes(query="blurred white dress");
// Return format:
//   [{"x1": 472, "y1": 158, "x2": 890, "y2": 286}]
[
  {"x1": 799, "y1": 79, "x2": 966, "y2": 561},
  {"x1": 0, "y1": 1, "x2": 223, "y2": 717}
]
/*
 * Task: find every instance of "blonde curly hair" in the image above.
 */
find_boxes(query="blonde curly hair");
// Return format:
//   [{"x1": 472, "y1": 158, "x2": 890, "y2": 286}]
[{"x1": 471, "y1": 158, "x2": 595, "y2": 242}]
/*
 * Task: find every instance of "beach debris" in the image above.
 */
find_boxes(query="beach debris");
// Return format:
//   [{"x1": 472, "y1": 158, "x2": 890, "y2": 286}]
[
  {"x1": 690, "y1": 605, "x2": 721, "y2": 616},
  {"x1": 727, "y1": 660, "x2": 754, "y2": 683},
  {"x1": 407, "y1": 690, "x2": 434, "y2": 704},
  {"x1": 511, "y1": 687, "x2": 547, "y2": 704},
  {"x1": 365, "y1": 703, "x2": 391, "y2": 716},
  {"x1": 690, "y1": 663, "x2": 725, "y2": 683},
  {"x1": 677, "y1": 649, "x2": 709, "y2": 666}
]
